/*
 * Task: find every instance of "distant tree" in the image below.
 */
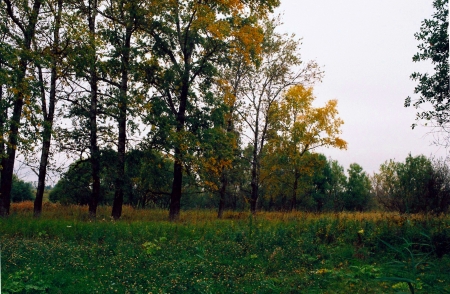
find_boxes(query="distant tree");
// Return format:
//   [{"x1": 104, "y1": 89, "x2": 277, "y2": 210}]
[
  {"x1": 373, "y1": 154, "x2": 450, "y2": 214},
  {"x1": 428, "y1": 157, "x2": 450, "y2": 213},
  {"x1": 49, "y1": 149, "x2": 175, "y2": 207},
  {"x1": 11, "y1": 175, "x2": 34, "y2": 203},
  {"x1": 327, "y1": 159, "x2": 347, "y2": 211},
  {"x1": 405, "y1": 0, "x2": 449, "y2": 143},
  {"x1": 265, "y1": 85, "x2": 347, "y2": 211},
  {"x1": 238, "y1": 19, "x2": 322, "y2": 214},
  {"x1": 344, "y1": 163, "x2": 372, "y2": 211},
  {"x1": 49, "y1": 160, "x2": 94, "y2": 205}
]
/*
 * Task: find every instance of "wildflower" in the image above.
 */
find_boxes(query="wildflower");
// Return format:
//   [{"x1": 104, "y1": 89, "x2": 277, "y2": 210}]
[{"x1": 358, "y1": 229, "x2": 364, "y2": 234}]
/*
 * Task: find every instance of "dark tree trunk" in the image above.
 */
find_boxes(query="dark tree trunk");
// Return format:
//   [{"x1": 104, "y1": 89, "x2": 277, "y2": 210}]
[
  {"x1": 0, "y1": 62, "x2": 5, "y2": 184},
  {"x1": 34, "y1": 0, "x2": 62, "y2": 217},
  {"x1": 112, "y1": 26, "x2": 132, "y2": 220},
  {"x1": 87, "y1": 0, "x2": 100, "y2": 218},
  {"x1": 169, "y1": 73, "x2": 189, "y2": 221},
  {"x1": 169, "y1": 149, "x2": 183, "y2": 221},
  {"x1": 250, "y1": 140, "x2": 259, "y2": 215},
  {"x1": 217, "y1": 171, "x2": 227, "y2": 219},
  {"x1": 0, "y1": 0, "x2": 42, "y2": 216},
  {"x1": 290, "y1": 169, "x2": 300, "y2": 211}
]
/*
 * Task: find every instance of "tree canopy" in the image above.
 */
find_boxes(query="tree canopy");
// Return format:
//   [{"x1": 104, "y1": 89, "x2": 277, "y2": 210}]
[{"x1": 405, "y1": 0, "x2": 449, "y2": 141}]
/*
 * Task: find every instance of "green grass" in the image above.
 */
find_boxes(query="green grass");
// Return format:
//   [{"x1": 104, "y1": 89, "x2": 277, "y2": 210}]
[{"x1": 1, "y1": 207, "x2": 450, "y2": 293}]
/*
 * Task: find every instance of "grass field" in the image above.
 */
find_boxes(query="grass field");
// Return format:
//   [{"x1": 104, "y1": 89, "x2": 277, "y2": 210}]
[{"x1": 1, "y1": 202, "x2": 449, "y2": 293}]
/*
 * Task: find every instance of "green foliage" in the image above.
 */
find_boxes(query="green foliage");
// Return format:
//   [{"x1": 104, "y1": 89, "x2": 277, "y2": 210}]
[
  {"x1": 49, "y1": 149, "x2": 174, "y2": 207},
  {"x1": 11, "y1": 175, "x2": 34, "y2": 203},
  {"x1": 344, "y1": 163, "x2": 372, "y2": 211},
  {"x1": 2, "y1": 270, "x2": 51, "y2": 294},
  {"x1": 405, "y1": 0, "x2": 449, "y2": 129},
  {"x1": 373, "y1": 154, "x2": 450, "y2": 214},
  {"x1": 49, "y1": 160, "x2": 93, "y2": 205}
]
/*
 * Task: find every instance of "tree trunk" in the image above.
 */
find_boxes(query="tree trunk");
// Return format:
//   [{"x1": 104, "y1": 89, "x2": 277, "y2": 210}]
[
  {"x1": 0, "y1": 61, "x2": 5, "y2": 183},
  {"x1": 87, "y1": 0, "x2": 100, "y2": 218},
  {"x1": 217, "y1": 171, "x2": 227, "y2": 219},
  {"x1": 0, "y1": 0, "x2": 42, "y2": 217},
  {"x1": 112, "y1": 27, "x2": 132, "y2": 220},
  {"x1": 290, "y1": 169, "x2": 300, "y2": 211},
  {"x1": 250, "y1": 142, "x2": 259, "y2": 215},
  {"x1": 169, "y1": 150, "x2": 183, "y2": 221},
  {"x1": 169, "y1": 72, "x2": 189, "y2": 221},
  {"x1": 34, "y1": 0, "x2": 62, "y2": 217}
]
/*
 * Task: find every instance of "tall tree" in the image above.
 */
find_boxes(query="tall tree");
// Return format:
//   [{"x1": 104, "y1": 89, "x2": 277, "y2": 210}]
[
  {"x1": 143, "y1": 0, "x2": 279, "y2": 220},
  {"x1": 265, "y1": 85, "x2": 347, "y2": 211},
  {"x1": 238, "y1": 19, "x2": 322, "y2": 214},
  {"x1": 33, "y1": 0, "x2": 65, "y2": 217},
  {"x1": 0, "y1": 0, "x2": 43, "y2": 216},
  {"x1": 97, "y1": 0, "x2": 148, "y2": 219},
  {"x1": 405, "y1": 0, "x2": 449, "y2": 144}
]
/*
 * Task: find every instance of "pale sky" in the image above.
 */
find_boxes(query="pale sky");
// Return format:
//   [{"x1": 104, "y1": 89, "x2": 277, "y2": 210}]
[{"x1": 275, "y1": 0, "x2": 448, "y2": 174}]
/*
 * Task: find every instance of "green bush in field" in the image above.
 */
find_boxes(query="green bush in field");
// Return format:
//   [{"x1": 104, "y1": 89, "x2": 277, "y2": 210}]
[
  {"x1": 11, "y1": 175, "x2": 34, "y2": 202},
  {"x1": 374, "y1": 154, "x2": 450, "y2": 214}
]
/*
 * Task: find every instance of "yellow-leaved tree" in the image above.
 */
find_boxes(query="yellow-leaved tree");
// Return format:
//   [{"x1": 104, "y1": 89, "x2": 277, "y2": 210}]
[{"x1": 263, "y1": 85, "x2": 347, "y2": 210}]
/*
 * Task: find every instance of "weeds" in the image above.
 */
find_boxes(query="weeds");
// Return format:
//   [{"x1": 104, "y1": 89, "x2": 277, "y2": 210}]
[{"x1": 1, "y1": 204, "x2": 449, "y2": 293}]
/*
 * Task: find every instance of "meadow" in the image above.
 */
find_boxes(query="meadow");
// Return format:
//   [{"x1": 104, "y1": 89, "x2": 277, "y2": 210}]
[{"x1": 1, "y1": 202, "x2": 449, "y2": 293}]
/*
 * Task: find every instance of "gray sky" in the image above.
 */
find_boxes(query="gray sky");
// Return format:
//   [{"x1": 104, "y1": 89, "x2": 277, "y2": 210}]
[{"x1": 275, "y1": 0, "x2": 448, "y2": 174}]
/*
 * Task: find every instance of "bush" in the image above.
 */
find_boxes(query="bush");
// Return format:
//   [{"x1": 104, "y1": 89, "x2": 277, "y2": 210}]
[
  {"x1": 373, "y1": 155, "x2": 450, "y2": 214},
  {"x1": 11, "y1": 175, "x2": 34, "y2": 202}
]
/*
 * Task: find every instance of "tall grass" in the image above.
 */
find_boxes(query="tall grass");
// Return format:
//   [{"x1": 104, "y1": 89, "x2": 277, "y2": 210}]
[{"x1": 1, "y1": 202, "x2": 449, "y2": 293}]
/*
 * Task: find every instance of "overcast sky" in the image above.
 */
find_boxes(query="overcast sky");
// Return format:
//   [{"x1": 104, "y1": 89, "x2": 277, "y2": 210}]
[{"x1": 275, "y1": 0, "x2": 448, "y2": 174}]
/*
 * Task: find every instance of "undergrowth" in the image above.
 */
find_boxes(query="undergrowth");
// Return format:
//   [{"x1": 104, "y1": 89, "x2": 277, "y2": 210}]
[{"x1": 1, "y1": 203, "x2": 449, "y2": 293}]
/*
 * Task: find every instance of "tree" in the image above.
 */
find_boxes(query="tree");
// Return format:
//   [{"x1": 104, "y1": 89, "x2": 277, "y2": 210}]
[
  {"x1": 0, "y1": 0, "x2": 43, "y2": 216},
  {"x1": 32, "y1": 0, "x2": 66, "y2": 217},
  {"x1": 265, "y1": 85, "x2": 347, "y2": 211},
  {"x1": 344, "y1": 163, "x2": 371, "y2": 211},
  {"x1": 374, "y1": 154, "x2": 450, "y2": 214},
  {"x1": 61, "y1": 0, "x2": 105, "y2": 217},
  {"x1": 237, "y1": 19, "x2": 322, "y2": 214},
  {"x1": 97, "y1": 0, "x2": 148, "y2": 219},
  {"x1": 11, "y1": 175, "x2": 34, "y2": 202},
  {"x1": 327, "y1": 159, "x2": 347, "y2": 211},
  {"x1": 405, "y1": 0, "x2": 449, "y2": 143}
]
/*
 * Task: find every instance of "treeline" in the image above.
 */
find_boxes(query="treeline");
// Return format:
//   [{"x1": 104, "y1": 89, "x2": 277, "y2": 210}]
[
  {"x1": 13, "y1": 152, "x2": 450, "y2": 215},
  {"x1": 51, "y1": 152, "x2": 450, "y2": 214}
]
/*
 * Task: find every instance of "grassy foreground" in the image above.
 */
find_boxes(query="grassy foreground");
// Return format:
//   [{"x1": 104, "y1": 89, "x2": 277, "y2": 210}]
[{"x1": 1, "y1": 202, "x2": 450, "y2": 293}]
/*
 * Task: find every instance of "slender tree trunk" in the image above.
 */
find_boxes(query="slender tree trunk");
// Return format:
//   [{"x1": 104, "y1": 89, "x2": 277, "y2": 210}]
[
  {"x1": 218, "y1": 107, "x2": 235, "y2": 218},
  {"x1": 87, "y1": 0, "x2": 100, "y2": 218},
  {"x1": 217, "y1": 171, "x2": 227, "y2": 218},
  {"x1": 250, "y1": 135, "x2": 259, "y2": 215},
  {"x1": 34, "y1": 0, "x2": 62, "y2": 217},
  {"x1": 291, "y1": 169, "x2": 300, "y2": 211},
  {"x1": 111, "y1": 27, "x2": 131, "y2": 220},
  {"x1": 0, "y1": 0, "x2": 42, "y2": 216}
]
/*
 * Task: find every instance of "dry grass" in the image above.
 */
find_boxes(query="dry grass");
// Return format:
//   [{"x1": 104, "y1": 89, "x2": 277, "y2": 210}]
[{"x1": 10, "y1": 201, "x2": 449, "y2": 224}]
